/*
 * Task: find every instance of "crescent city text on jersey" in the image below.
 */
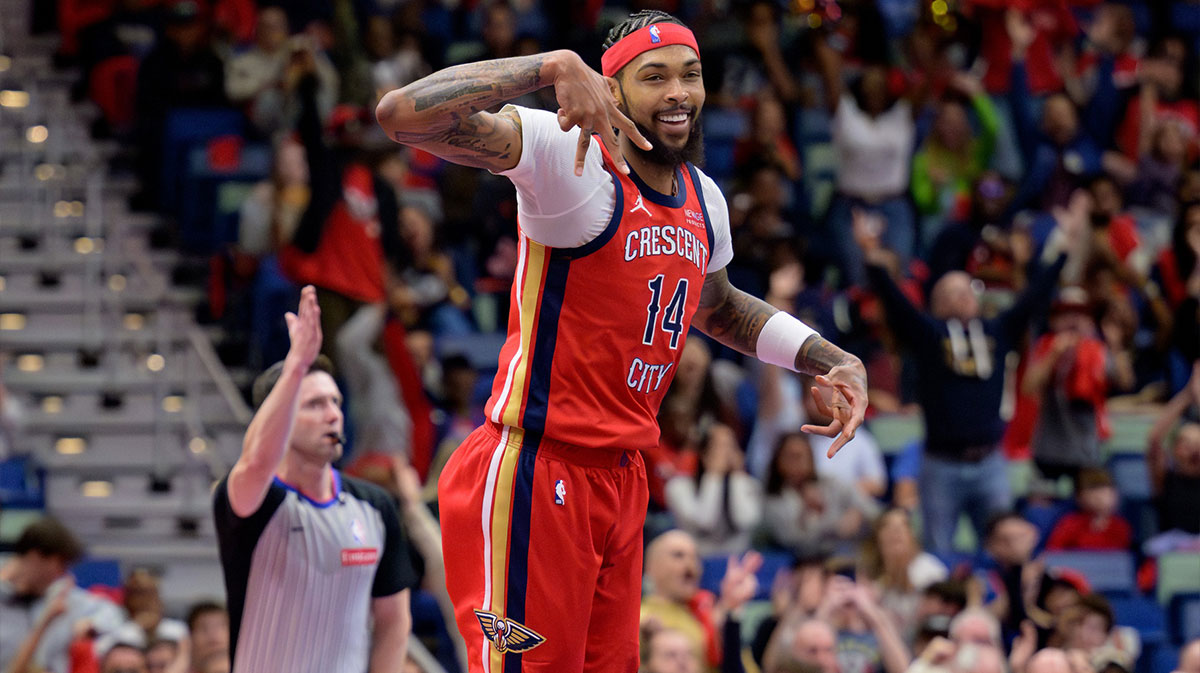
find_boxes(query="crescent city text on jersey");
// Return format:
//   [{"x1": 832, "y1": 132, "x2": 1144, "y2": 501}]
[{"x1": 622, "y1": 208, "x2": 710, "y2": 273}]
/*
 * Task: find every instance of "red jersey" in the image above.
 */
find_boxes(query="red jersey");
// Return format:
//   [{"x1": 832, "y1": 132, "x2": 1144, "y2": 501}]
[
  {"x1": 485, "y1": 143, "x2": 716, "y2": 451},
  {"x1": 1045, "y1": 511, "x2": 1132, "y2": 551},
  {"x1": 280, "y1": 164, "x2": 386, "y2": 303}
]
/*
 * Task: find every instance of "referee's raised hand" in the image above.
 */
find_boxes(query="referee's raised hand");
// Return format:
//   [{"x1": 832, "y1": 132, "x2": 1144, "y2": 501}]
[{"x1": 284, "y1": 285, "x2": 322, "y2": 370}]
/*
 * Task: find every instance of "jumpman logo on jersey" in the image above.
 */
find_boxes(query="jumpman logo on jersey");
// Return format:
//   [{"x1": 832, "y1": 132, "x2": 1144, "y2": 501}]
[{"x1": 630, "y1": 193, "x2": 652, "y2": 217}]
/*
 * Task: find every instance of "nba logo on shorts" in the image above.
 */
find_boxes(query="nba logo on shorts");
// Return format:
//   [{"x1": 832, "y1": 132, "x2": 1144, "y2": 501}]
[
  {"x1": 649, "y1": 25, "x2": 661, "y2": 43},
  {"x1": 554, "y1": 480, "x2": 566, "y2": 506}
]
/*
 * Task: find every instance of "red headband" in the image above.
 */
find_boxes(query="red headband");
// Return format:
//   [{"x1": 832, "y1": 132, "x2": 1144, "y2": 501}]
[{"x1": 600, "y1": 23, "x2": 700, "y2": 78}]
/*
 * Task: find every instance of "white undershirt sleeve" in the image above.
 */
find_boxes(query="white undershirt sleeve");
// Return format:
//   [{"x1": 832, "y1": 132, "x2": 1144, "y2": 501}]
[
  {"x1": 694, "y1": 170, "x2": 734, "y2": 273},
  {"x1": 492, "y1": 105, "x2": 615, "y2": 249}
]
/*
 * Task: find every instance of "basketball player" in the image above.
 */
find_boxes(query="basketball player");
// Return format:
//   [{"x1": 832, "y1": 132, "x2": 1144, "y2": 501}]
[
  {"x1": 212, "y1": 285, "x2": 418, "y2": 672},
  {"x1": 376, "y1": 10, "x2": 868, "y2": 673}
]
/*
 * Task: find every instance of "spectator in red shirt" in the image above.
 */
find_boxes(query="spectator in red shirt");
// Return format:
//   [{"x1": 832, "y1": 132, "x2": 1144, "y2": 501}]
[{"x1": 1045, "y1": 468, "x2": 1132, "y2": 551}]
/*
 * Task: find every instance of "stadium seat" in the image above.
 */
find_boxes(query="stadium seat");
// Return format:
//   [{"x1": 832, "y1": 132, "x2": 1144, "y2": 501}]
[
  {"x1": 700, "y1": 555, "x2": 726, "y2": 596},
  {"x1": 1108, "y1": 453, "x2": 1152, "y2": 501},
  {"x1": 411, "y1": 589, "x2": 462, "y2": 673},
  {"x1": 71, "y1": 557, "x2": 121, "y2": 589},
  {"x1": 868, "y1": 414, "x2": 924, "y2": 455},
  {"x1": 1043, "y1": 550, "x2": 1137, "y2": 596},
  {"x1": 1169, "y1": 592, "x2": 1200, "y2": 644},
  {"x1": 755, "y1": 551, "x2": 794, "y2": 600},
  {"x1": 700, "y1": 550, "x2": 795, "y2": 601},
  {"x1": 1102, "y1": 414, "x2": 1155, "y2": 455},
  {"x1": 700, "y1": 108, "x2": 747, "y2": 181},
  {"x1": 1110, "y1": 595, "x2": 1168, "y2": 648},
  {"x1": 0, "y1": 455, "x2": 44, "y2": 508},
  {"x1": 739, "y1": 599, "x2": 774, "y2": 644},
  {"x1": 1150, "y1": 644, "x2": 1180, "y2": 673},
  {"x1": 1158, "y1": 552, "x2": 1200, "y2": 605},
  {"x1": 1020, "y1": 498, "x2": 1072, "y2": 549},
  {"x1": 249, "y1": 255, "x2": 301, "y2": 370},
  {"x1": 434, "y1": 332, "x2": 506, "y2": 371},
  {"x1": 178, "y1": 142, "x2": 271, "y2": 253},
  {"x1": 793, "y1": 107, "x2": 832, "y2": 143},
  {"x1": 160, "y1": 108, "x2": 245, "y2": 214}
]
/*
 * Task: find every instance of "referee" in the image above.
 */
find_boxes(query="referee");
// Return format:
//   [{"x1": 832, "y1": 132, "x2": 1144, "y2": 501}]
[{"x1": 212, "y1": 285, "x2": 417, "y2": 673}]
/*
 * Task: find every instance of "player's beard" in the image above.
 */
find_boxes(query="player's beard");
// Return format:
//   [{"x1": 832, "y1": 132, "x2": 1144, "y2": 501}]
[{"x1": 624, "y1": 110, "x2": 705, "y2": 168}]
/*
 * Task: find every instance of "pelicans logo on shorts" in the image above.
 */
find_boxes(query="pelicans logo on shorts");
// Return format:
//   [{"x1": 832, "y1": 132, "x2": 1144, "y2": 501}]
[{"x1": 474, "y1": 610, "x2": 545, "y2": 653}]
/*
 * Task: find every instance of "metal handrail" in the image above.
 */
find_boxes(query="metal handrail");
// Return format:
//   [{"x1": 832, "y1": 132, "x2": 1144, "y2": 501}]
[{"x1": 187, "y1": 327, "x2": 252, "y2": 426}]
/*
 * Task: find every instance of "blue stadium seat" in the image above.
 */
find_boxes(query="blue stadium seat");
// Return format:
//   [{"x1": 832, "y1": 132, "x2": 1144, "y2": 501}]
[
  {"x1": 700, "y1": 556, "x2": 726, "y2": 596},
  {"x1": 435, "y1": 332, "x2": 506, "y2": 371},
  {"x1": 71, "y1": 558, "x2": 121, "y2": 589},
  {"x1": 1020, "y1": 498, "x2": 1072, "y2": 550},
  {"x1": 700, "y1": 551, "x2": 796, "y2": 601},
  {"x1": 179, "y1": 142, "x2": 272, "y2": 254},
  {"x1": 1110, "y1": 595, "x2": 1168, "y2": 648},
  {"x1": 411, "y1": 589, "x2": 462, "y2": 673},
  {"x1": 0, "y1": 456, "x2": 44, "y2": 508},
  {"x1": 160, "y1": 108, "x2": 244, "y2": 212},
  {"x1": 1170, "y1": 592, "x2": 1200, "y2": 645},
  {"x1": 793, "y1": 107, "x2": 832, "y2": 143},
  {"x1": 1108, "y1": 453, "x2": 1152, "y2": 500},
  {"x1": 755, "y1": 551, "x2": 795, "y2": 601},
  {"x1": 1042, "y1": 550, "x2": 1137, "y2": 596},
  {"x1": 250, "y1": 255, "x2": 300, "y2": 370},
  {"x1": 703, "y1": 108, "x2": 748, "y2": 141},
  {"x1": 1174, "y1": 0, "x2": 1200, "y2": 32},
  {"x1": 1151, "y1": 644, "x2": 1180, "y2": 673}
]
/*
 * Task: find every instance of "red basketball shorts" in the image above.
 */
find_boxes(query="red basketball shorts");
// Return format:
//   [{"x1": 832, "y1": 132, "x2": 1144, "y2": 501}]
[{"x1": 438, "y1": 421, "x2": 649, "y2": 673}]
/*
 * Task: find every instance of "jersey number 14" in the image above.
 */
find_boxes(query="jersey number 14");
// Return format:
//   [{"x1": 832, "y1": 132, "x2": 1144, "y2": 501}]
[{"x1": 643, "y1": 275, "x2": 688, "y2": 349}]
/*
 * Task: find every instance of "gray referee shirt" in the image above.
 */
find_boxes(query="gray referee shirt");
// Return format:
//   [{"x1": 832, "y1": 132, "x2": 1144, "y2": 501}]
[{"x1": 213, "y1": 471, "x2": 417, "y2": 673}]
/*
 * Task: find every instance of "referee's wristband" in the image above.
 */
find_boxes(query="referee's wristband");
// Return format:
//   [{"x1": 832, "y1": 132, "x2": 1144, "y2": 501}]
[{"x1": 756, "y1": 311, "x2": 819, "y2": 371}]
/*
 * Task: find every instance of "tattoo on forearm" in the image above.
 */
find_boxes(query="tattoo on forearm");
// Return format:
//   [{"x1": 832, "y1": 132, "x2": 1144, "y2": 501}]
[
  {"x1": 696, "y1": 270, "x2": 775, "y2": 355},
  {"x1": 795, "y1": 337, "x2": 865, "y2": 385},
  {"x1": 389, "y1": 55, "x2": 545, "y2": 141},
  {"x1": 412, "y1": 82, "x2": 496, "y2": 112},
  {"x1": 384, "y1": 56, "x2": 540, "y2": 169}
]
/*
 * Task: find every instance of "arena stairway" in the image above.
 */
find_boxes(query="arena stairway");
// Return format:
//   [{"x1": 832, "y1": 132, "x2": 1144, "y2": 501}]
[{"x1": 0, "y1": 0, "x2": 248, "y2": 612}]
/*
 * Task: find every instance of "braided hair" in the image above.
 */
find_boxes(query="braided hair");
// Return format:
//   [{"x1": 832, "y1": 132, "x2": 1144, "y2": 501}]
[{"x1": 602, "y1": 9, "x2": 686, "y2": 51}]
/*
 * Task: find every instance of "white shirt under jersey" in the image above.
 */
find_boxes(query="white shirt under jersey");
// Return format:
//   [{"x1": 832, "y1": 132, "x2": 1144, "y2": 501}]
[{"x1": 495, "y1": 105, "x2": 733, "y2": 270}]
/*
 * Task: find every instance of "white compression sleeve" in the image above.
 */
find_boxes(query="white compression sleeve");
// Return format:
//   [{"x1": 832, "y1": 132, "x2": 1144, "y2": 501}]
[{"x1": 756, "y1": 311, "x2": 819, "y2": 371}]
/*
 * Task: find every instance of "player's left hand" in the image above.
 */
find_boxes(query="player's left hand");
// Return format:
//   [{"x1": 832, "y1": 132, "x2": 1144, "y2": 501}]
[{"x1": 801, "y1": 359, "x2": 868, "y2": 458}]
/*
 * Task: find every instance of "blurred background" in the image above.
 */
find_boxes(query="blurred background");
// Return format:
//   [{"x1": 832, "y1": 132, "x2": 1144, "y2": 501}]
[{"x1": 0, "y1": 0, "x2": 1198, "y2": 672}]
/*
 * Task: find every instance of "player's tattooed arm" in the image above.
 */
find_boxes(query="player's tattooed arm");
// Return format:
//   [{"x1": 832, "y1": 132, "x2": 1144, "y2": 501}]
[
  {"x1": 794, "y1": 334, "x2": 863, "y2": 378},
  {"x1": 693, "y1": 268, "x2": 776, "y2": 356},
  {"x1": 376, "y1": 54, "x2": 549, "y2": 171},
  {"x1": 694, "y1": 268, "x2": 864, "y2": 375}
]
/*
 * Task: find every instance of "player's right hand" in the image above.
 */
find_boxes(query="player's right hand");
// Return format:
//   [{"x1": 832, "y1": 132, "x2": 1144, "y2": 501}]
[
  {"x1": 284, "y1": 285, "x2": 322, "y2": 370},
  {"x1": 550, "y1": 51, "x2": 652, "y2": 177}
]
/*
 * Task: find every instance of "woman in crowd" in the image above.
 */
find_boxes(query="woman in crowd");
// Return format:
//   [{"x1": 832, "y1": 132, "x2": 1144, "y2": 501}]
[{"x1": 762, "y1": 432, "x2": 881, "y2": 555}]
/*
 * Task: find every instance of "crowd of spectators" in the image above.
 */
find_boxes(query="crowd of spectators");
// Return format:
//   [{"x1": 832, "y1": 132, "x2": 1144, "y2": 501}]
[{"x1": 4, "y1": 0, "x2": 1200, "y2": 672}]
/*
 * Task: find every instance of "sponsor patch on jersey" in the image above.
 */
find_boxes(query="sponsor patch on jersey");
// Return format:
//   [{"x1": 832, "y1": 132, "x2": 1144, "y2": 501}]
[
  {"x1": 341, "y1": 547, "x2": 379, "y2": 566},
  {"x1": 474, "y1": 610, "x2": 546, "y2": 653}
]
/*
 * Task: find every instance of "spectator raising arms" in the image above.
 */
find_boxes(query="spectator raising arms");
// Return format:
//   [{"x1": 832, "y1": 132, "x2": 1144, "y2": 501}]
[{"x1": 857, "y1": 204, "x2": 1082, "y2": 557}]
